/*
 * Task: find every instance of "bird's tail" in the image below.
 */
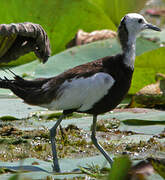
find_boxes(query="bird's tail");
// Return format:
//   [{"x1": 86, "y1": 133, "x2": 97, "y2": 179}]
[
  {"x1": 0, "y1": 69, "x2": 49, "y2": 105},
  {"x1": 0, "y1": 69, "x2": 26, "y2": 98}
]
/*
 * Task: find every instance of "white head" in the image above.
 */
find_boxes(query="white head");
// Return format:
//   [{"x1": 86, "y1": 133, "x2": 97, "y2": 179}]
[
  {"x1": 118, "y1": 13, "x2": 161, "y2": 50},
  {"x1": 118, "y1": 13, "x2": 160, "y2": 69},
  {"x1": 123, "y1": 13, "x2": 161, "y2": 35}
]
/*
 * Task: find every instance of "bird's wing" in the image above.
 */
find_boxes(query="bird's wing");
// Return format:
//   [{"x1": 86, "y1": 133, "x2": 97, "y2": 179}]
[{"x1": 42, "y1": 72, "x2": 115, "y2": 111}]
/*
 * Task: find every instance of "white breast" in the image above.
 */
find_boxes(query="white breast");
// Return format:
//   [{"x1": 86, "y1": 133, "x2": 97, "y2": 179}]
[{"x1": 41, "y1": 72, "x2": 115, "y2": 112}]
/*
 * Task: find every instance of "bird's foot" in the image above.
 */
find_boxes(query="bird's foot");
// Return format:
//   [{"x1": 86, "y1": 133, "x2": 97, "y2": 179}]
[{"x1": 52, "y1": 164, "x2": 61, "y2": 173}]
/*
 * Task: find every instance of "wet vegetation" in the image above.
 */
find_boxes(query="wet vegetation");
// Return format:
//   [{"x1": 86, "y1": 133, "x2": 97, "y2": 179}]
[{"x1": 1, "y1": 109, "x2": 165, "y2": 179}]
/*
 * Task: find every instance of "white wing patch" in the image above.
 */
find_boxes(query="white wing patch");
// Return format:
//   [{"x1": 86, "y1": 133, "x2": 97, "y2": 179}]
[{"x1": 42, "y1": 72, "x2": 115, "y2": 111}]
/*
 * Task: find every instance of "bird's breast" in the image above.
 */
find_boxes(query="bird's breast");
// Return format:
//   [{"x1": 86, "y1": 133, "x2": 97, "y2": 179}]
[{"x1": 84, "y1": 71, "x2": 133, "y2": 115}]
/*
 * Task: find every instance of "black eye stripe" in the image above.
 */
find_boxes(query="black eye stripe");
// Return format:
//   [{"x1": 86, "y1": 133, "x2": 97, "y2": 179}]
[{"x1": 138, "y1": 19, "x2": 143, "y2": 23}]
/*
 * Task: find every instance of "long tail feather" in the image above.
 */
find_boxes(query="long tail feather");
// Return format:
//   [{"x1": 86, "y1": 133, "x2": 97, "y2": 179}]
[{"x1": 0, "y1": 69, "x2": 50, "y2": 105}]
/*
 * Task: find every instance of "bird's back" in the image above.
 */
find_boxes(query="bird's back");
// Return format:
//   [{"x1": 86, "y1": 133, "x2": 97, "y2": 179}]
[{"x1": 0, "y1": 54, "x2": 133, "y2": 115}]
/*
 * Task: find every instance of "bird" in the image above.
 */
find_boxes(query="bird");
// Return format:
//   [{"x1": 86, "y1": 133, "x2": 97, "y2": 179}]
[{"x1": 0, "y1": 13, "x2": 161, "y2": 172}]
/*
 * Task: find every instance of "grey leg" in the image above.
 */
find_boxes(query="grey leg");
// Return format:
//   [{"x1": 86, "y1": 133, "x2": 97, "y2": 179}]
[
  {"x1": 91, "y1": 115, "x2": 113, "y2": 167},
  {"x1": 50, "y1": 114, "x2": 65, "y2": 172}
]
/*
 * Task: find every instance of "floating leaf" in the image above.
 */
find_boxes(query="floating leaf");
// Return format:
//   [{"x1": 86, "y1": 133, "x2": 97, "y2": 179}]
[
  {"x1": 122, "y1": 119, "x2": 165, "y2": 126},
  {"x1": 34, "y1": 37, "x2": 159, "y2": 78},
  {"x1": 0, "y1": 116, "x2": 18, "y2": 121},
  {"x1": 130, "y1": 47, "x2": 165, "y2": 94},
  {"x1": 0, "y1": 156, "x2": 110, "y2": 179},
  {"x1": 0, "y1": 98, "x2": 44, "y2": 119}
]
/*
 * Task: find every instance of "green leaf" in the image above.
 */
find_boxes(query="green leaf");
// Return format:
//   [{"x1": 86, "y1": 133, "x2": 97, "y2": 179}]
[
  {"x1": 116, "y1": 111, "x2": 165, "y2": 135},
  {"x1": 0, "y1": 0, "x2": 150, "y2": 67},
  {"x1": 107, "y1": 155, "x2": 131, "y2": 180},
  {"x1": 34, "y1": 38, "x2": 121, "y2": 78},
  {"x1": 0, "y1": 0, "x2": 116, "y2": 66},
  {"x1": 34, "y1": 37, "x2": 159, "y2": 78},
  {"x1": 0, "y1": 98, "x2": 44, "y2": 119},
  {"x1": 0, "y1": 156, "x2": 111, "y2": 179},
  {"x1": 130, "y1": 47, "x2": 165, "y2": 94},
  {"x1": 122, "y1": 119, "x2": 165, "y2": 126},
  {"x1": 8, "y1": 174, "x2": 19, "y2": 180},
  {"x1": 0, "y1": 116, "x2": 18, "y2": 121},
  {"x1": 90, "y1": 0, "x2": 147, "y2": 25}
]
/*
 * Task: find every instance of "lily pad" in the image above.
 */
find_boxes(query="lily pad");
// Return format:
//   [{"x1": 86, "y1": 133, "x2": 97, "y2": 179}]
[
  {"x1": 130, "y1": 47, "x2": 165, "y2": 94},
  {"x1": 0, "y1": 98, "x2": 45, "y2": 119},
  {"x1": 0, "y1": 156, "x2": 110, "y2": 179},
  {"x1": 20, "y1": 111, "x2": 165, "y2": 135},
  {"x1": 0, "y1": 109, "x2": 165, "y2": 179},
  {"x1": 34, "y1": 37, "x2": 159, "y2": 78},
  {"x1": 141, "y1": 29, "x2": 165, "y2": 44}
]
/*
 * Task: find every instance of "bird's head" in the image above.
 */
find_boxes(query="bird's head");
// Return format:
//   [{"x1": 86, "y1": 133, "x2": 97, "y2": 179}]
[
  {"x1": 118, "y1": 13, "x2": 161, "y2": 37},
  {"x1": 118, "y1": 13, "x2": 161, "y2": 50},
  {"x1": 122, "y1": 13, "x2": 160, "y2": 35}
]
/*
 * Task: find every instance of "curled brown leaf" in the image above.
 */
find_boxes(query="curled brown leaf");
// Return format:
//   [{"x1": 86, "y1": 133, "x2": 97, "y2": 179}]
[
  {"x1": 0, "y1": 22, "x2": 51, "y2": 63},
  {"x1": 66, "y1": 29, "x2": 117, "y2": 48}
]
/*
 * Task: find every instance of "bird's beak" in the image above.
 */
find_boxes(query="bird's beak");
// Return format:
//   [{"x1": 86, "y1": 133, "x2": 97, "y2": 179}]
[{"x1": 144, "y1": 23, "x2": 161, "y2": 31}]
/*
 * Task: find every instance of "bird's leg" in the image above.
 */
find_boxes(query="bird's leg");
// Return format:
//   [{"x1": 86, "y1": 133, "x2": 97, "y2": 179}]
[
  {"x1": 59, "y1": 124, "x2": 66, "y2": 140},
  {"x1": 50, "y1": 114, "x2": 65, "y2": 172},
  {"x1": 91, "y1": 115, "x2": 113, "y2": 167}
]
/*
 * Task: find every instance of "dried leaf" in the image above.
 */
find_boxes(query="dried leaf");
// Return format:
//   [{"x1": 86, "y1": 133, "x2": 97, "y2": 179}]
[
  {"x1": 66, "y1": 29, "x2": 117, "y2": 48},
  {"x1": 0, "y1": 22, "x2": 51, "y2": 63},
  {"x1": 128, "y1": 73, "x2": 165, "y2": 108}
]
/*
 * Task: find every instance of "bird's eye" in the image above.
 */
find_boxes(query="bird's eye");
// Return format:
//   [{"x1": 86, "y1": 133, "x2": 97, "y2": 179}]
[{"x1": 138, "y1": 19, "x2": 143, "y2": 23}]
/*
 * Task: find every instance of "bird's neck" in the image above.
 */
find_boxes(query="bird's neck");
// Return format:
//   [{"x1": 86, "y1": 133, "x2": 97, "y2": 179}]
[
  {"x1": 122, "y1": 35, "x2": 136, "y2": 70},
  {"x1": 118, "y1": 24, "x2": 136, "y2": 70}
]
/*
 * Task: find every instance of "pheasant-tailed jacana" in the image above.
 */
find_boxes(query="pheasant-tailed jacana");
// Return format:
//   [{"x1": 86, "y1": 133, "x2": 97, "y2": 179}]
[{"x1": 0, "y1": 13, "x2": 161, "y2": 172}]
